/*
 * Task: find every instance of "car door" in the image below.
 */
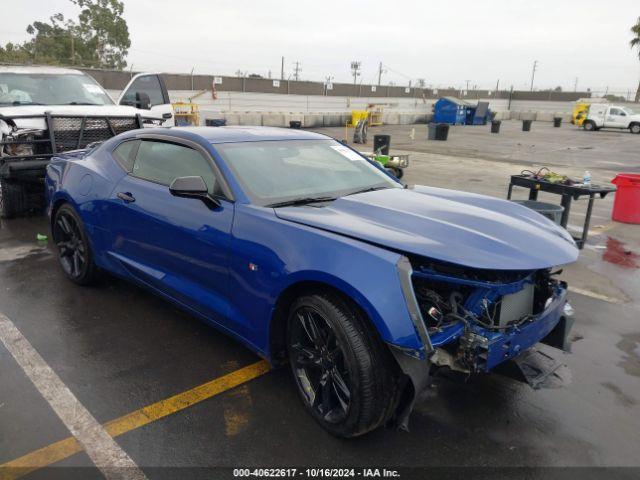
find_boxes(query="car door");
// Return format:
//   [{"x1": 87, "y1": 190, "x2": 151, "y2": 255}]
[
  {"x1": 604, "y1": 107, "x2": 627, "y2": 128},
  {"x1": 104, "y1": 136, "x2": 236, "y2": 327},
  {"x1": 118, "y1": 73, "x2": 174, "y2": 126}
]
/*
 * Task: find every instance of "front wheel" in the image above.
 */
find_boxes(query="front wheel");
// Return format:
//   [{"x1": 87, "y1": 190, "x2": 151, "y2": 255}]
[
  {"x1": 287, "y1": 293, "x2": 400, "y2": 437},
  {"x1": 630, "y1": 124, "x2": 640, "y2": 134},
  {"x1": 52, "y1": 204, "x2": 98, "y2": 285},
  {"x1": 583, "y1": 121, "x2": 596, "y2": 132}
]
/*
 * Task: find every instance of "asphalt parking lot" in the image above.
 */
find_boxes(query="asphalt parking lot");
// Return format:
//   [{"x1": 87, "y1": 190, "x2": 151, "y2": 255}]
[{"x1": 1, "y1": 120, "x2": 639, "y2": 479}]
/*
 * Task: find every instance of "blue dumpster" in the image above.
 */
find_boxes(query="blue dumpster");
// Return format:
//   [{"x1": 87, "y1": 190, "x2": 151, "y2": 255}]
[
  {"x1": 432, "y1": 97, "x2": 469, "y2": 125},
  {"x1": 433, "y1": 97, "x2": 492, "y2": 125}
]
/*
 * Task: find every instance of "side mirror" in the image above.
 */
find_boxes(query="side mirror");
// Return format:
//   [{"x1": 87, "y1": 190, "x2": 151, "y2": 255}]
[
  {"x1": 169, "y1": 176, "x2": 220, "y2": 209},
  {"x1": 135, "y1": 91, "x2": 151, "y2": 110}
]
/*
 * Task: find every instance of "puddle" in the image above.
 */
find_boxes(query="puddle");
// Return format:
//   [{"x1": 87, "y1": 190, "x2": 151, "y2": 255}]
[
  {"x1": 0, "y1": 245, "x2": 48, "y2": 262},
  {"x1": 602, "y1": 237, "x2": 639, "y2": 269},
  {"x1": 600, "y1": 382, "x2": 636, "y2": 407},
  {"x1": 617, "y1": 333, "x2": 640, "y2": 378}
]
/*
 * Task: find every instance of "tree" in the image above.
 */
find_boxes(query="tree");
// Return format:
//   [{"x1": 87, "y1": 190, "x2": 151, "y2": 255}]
[
  {"x1": 631, "y1": 16, "x2": 640, "y2": 102},
  {"x1": 0, "y1": 0, "x2": 130, "y2": 69}
]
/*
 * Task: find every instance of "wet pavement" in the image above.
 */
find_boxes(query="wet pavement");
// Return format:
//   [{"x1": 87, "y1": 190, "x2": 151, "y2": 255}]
[{"x1": 1, "y1": 123, "x2": 640, "y2": 478}]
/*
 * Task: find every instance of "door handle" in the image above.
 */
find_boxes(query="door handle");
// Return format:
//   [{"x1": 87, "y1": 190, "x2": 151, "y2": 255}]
[{"x1": 117, "y1": 192, "x2": 136, "y2": 203}]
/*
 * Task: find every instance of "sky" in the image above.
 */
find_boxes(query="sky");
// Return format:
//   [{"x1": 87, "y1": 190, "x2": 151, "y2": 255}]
[{"x1": 1, "y1": 0, "x2": 639, "y2": 95}]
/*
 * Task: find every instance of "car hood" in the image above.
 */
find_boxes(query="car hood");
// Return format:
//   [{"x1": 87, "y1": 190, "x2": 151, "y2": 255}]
[
  {"x1": 0, "y1": 105, "x2": 162, "y2": 130},
  {"x1": 274, "y1": 185, "x2": 579, "y2": 270}
]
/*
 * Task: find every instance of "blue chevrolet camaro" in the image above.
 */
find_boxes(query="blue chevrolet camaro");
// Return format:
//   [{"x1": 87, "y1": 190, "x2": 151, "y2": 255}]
[{"x1": 45, "y1": 126, "x2": 579, "y2": 437}]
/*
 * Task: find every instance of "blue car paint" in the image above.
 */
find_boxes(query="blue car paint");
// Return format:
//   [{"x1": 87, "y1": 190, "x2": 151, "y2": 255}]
[{"x1": 45, "y1": 126, "x2": 577, "y2": 373}]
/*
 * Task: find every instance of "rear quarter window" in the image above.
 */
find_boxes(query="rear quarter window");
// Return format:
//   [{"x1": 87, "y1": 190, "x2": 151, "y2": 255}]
[{"x1": 112, "y1": 140, "x2": 139, "y2": 171}]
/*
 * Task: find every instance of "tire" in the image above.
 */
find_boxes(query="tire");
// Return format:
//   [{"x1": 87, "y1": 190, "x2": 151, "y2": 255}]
[
  {"x1": 52, "y1": 204, "x2": 98, "y2": 285},
  {"x1": 583, "y1": 121, "x2": 596, "y2": 132},
  {"x1": 392, "y1": 168, "x2": 404, "y2": 179},
  {"x1": 287, "y1": 292, "x2": 400, "y2": 437},
  {"x1": 0, "y1": 179, "x2": 28, "y2": 219},
  {"x1": 630, "y1": 123, "x2": 640, "y2": 134}
]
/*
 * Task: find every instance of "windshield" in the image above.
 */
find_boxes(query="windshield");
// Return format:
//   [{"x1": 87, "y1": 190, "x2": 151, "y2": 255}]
[
  {"x1": 215, "y1": 139, "x2": 401, "y2": 206},
  {"x1": 0, "y1": 72, "x2": 113, "y2": 106},
  {"x1": 623, "y1": 107, "x2": 635, "y2": 115}
]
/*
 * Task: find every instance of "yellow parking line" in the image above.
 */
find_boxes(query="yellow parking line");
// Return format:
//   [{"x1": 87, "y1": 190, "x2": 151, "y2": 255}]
[{"x1": 0, "y1": 360, "x2": 270, "y2": 480}]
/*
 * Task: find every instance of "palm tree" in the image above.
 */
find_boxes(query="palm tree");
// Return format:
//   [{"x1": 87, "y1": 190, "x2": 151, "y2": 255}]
[{"x1": 632, "y1": 17, "x2": 640, "y2": 102}]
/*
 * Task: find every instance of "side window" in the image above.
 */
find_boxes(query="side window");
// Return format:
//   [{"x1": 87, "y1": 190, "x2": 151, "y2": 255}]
[
  {"x1": 112, "y1": 140, "x2": 139, "y2": 172},
  {"x1": 120, "y1": 75, "x2": 165, "y2": 107},
  {"x1": 132, "y1": 140, "x2": 217, "y2": 195},
  {"x1": 609, "y1": 108, "x2": 623, "y2": 116}
]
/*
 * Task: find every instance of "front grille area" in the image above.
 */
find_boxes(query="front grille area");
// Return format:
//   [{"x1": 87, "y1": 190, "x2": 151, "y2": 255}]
[{"x1": 51, "y1": 116, "x2": 140, "y2": 151}]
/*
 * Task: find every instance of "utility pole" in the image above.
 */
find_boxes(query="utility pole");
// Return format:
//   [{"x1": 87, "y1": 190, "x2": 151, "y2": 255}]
[
  {"x1": 465, "y1": 80, "x2": 470, "y2": 91},
  {"x1": 574, "y1": 77, "x2": 578, "y2": 92},
  {"x1": 292, "y1": 61, "x2": 301, "y2": 81},
  {"x1": 281, "y1": 56, "x2": 284, "y2": 80},
  {"x1": 495, "y1": 79, "x2": 500, "y2": 95},
  {"x1": 530, "y1": 60, "x2": 538, "y2": 91},
  {"x1": 377, "y1": 62, "x2": 386, "y2": 86},
  {"x1": 350, "y1": 61, "x2": 361, "y2": 85}
]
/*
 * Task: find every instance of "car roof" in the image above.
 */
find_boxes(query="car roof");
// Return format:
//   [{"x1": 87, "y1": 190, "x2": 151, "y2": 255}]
[
  {"x1": 0, "y1": 65, "x2": 84, "y2": 75},
  {"x1": 137, "y1": 126, "x2": 331, "y2": 144}
]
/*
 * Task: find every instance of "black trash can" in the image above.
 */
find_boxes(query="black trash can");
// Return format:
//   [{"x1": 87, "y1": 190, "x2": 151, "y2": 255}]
[
  {"x1": 435, "y1": 123, "x2": 449, "y2": 141},
  {"x1": 289, "y1": 120, "x2": 302, "y2": 129},
  {"x1": 205, "y1": 118, "x2": 226, "y2": 127},
  {"x1": 491, "y1": 120, "x2": 501, "y2": 134},
  {"x1": 373, "y1": 134, "x2": 391, "y2": 155},
  {"x1": 553, "y1": 117, "x2": 562, "y2": 128},
  {"x1": 522, "y1": 119, "x2": 532, "y2": 131},
  {"x1": 427, "y1": 122, "x2": 437, "y2": 140},
  {"x1": 512, "y1": 200, "x2": 564, "y2": 225}
]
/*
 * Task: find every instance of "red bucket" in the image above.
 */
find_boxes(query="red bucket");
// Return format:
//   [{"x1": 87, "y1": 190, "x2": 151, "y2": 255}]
[{"x1": 611, "y1": 174, "x2": 640, "y2": 224}]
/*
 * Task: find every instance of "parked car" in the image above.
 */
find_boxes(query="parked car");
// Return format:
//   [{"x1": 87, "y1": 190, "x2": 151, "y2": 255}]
[
  {"x1": 582, "y1": 104, "x2": 640, "y2": 133},
  {"x1": 0, "y1": 65, "x2": 174, "y2": 218},
  {"x1": 45, "y1": 126, "x2": 579, "y2": 437}
]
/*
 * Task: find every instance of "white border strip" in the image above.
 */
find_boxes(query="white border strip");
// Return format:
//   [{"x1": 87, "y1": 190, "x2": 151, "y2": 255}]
[{"x1": 0, "y1": 312, "x2": 147, "y2": 479}]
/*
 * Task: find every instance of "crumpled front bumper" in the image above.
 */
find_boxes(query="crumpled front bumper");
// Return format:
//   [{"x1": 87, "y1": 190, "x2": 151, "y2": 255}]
[{"x1": 387, "y1": 273, "x2": 573, "y2": 430}]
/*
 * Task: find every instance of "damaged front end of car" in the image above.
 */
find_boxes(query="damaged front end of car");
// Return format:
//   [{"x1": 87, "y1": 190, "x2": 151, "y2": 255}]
[{"x1": 389, "y1": 255, "x2": 574, "y2": 430}]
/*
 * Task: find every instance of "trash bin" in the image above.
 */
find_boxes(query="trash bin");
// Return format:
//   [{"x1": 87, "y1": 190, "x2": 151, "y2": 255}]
[
  {"x1": 435, "y1": 123, "x2": 449, "y2": 141},
  {"x1": 428, "y1": 122, "x2": 437, "y2": 140},
  {"x1": 373, "y1": 134, "x2": 391, "y2": 155},
  {"x1": 553, "y1": 117, "x2": 562, "y2": 128},
  {"x1": 512, "y1": 200, "x2": 564, "y2": 225},
  {"x1": 491, "y1": 120, "x2": 501, "y2": 134},
  {"x1": 205, "y1": 118, "x2": 226, "y2": 127},
  {"x1": 611, "y1": 174, "x2": 640, "y2": 224},
  {"x1": 289, "y1": 120, "x2": 302, "y2": 129},
  {"x1": 522, "y1": 120, "x2": 532, "y2": 131}
]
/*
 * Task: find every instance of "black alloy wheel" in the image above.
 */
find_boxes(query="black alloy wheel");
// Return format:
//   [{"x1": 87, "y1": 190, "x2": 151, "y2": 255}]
[
  {"x1": 52, "y1": 204, "x2": 97, "y2": 285},
  {"x1": 289, "y1": 305, "x2": 351, "y2": 424},
  {"x1": 287, "y1": 293, "x2": 400, "y2": 437}
]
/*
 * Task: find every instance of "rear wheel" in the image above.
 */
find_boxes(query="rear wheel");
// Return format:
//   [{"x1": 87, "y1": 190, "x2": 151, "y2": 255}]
[
  {"x1": 583, "y1": 121, "x2": 596, "y2": 132},
  {"x1": 630, "y1": 123, "x2": 640, "y2": 134},
  {"x1": 287, "y1": 292, "x2": 399, "y2": 437},
  {"x1": 0, "y1": 179, "x2": 28, "y2": 219},
  {"x1": 52, "y1": 204, "x2": 98, "y2": 285}
]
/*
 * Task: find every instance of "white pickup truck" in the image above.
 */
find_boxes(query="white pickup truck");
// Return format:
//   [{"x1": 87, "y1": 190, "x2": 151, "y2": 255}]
[
  {"x1": 582, "y1": 104, "x2": 640, "y2": 134},
  {"x1": 0, "y1": 66, "x2": 174, "y2": 217}
]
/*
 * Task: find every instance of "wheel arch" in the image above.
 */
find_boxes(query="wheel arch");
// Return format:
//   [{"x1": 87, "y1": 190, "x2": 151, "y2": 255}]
[{"x1": 267, "y1": 276, "x2": 392, "y2": 366}]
